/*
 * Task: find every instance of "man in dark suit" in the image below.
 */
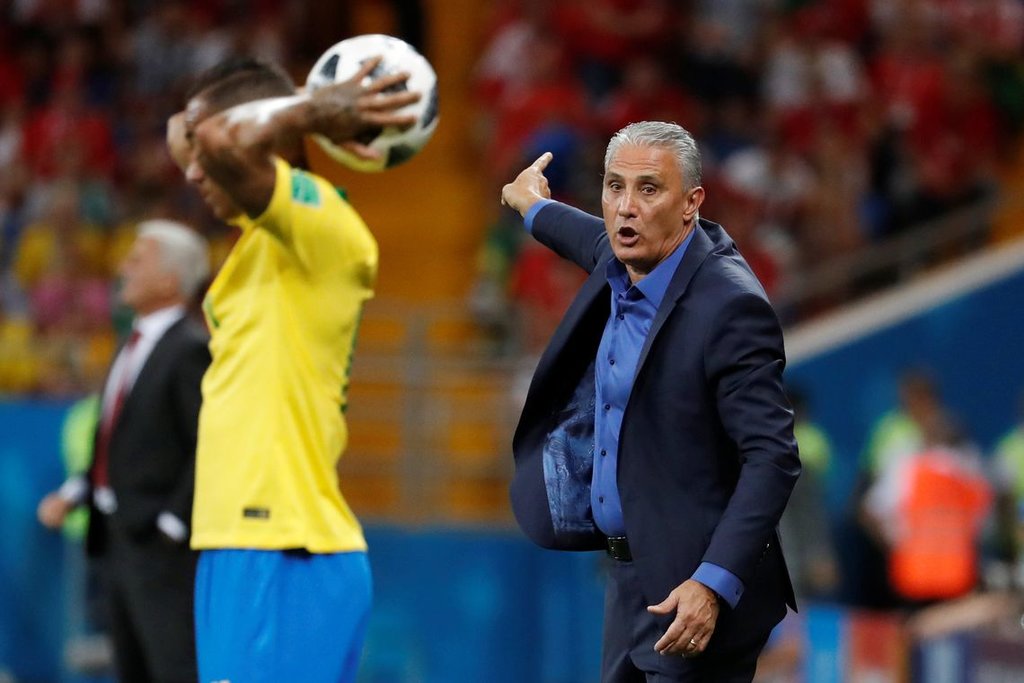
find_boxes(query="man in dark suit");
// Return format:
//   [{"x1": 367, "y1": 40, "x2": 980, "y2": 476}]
[
  {"x1": 500, "y1": 121, "x2": 801, "y2": 682},
  {"x1": 38, "y1": 219, "x2": 210, "y2": 683}
]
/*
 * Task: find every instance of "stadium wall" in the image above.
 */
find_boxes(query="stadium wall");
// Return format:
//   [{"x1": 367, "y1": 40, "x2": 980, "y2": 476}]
[
  {"x1": 0, "y1": 398, "x2": 605, "y2": 682},
  {"x1": 786, "y1": 239, "x2": 1024, "y2": 516}
]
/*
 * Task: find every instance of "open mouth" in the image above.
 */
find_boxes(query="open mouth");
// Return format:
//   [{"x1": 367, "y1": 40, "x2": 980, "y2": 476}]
[{"x1": 616, "y1": 226, "x2": 639, "y2": 247}]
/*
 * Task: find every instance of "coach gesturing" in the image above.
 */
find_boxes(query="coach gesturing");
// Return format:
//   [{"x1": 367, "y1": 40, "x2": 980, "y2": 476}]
[{"x1": 501, "y1": 121, "x2": 801, "y2": 683}]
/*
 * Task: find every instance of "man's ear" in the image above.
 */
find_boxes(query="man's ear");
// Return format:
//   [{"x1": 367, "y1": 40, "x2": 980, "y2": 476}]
[{"x1": 685, "y1": 186, "x2": 705, "y2": 220}]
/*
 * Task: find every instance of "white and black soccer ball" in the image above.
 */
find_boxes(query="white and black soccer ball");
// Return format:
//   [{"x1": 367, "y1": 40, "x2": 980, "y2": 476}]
[{"x1": 306, "y1": 34, "x2": 439, "y2": 173}]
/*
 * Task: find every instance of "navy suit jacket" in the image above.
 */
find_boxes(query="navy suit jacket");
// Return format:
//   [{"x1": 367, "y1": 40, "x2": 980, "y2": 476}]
[{"x1": 510, "y1": 203, "x2": 800, "y2": 652}]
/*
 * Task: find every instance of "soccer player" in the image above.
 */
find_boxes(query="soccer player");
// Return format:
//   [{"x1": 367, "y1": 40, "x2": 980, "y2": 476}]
[{"x1": 168, "y1": 58, "x2": 419, "y2": 681}]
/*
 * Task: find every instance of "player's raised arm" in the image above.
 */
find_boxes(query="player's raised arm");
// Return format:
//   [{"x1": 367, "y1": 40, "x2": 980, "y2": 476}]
[{"x1": 185, "y1": 57, "x2": 420, "y2": 218}]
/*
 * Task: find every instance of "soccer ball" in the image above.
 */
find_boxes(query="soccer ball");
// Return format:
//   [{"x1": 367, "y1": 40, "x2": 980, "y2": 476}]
[{"x1": 306, "y1": 34, "x2": 439, "y2": 172}]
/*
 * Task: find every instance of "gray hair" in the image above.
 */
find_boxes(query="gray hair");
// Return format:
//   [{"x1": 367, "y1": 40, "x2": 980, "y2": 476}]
[
  {"x1": 137, "y1": 219, "x2": 210, "y2": 298},
  {"x1": 604, "y1": 121, "x2": 702, "y2": 189}
]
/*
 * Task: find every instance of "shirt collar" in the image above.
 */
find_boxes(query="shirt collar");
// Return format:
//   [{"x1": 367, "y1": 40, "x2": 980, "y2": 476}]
[
  {"x1": 134, "y1": 304, "x2": 185, "y2": 341},
  {"x1": 604, "y1": 227, "x2": 697, "y2": 308}
]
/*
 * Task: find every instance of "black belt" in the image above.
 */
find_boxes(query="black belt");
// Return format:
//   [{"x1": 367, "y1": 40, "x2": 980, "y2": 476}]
[{"x1": 605, "y1": 536, "x2": 632, "y2": 561}]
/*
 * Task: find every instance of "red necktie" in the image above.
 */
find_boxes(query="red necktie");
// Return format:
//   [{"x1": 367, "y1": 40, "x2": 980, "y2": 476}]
[{"x1": 91, "y1": 330, "x2": 141, "y2": 489}]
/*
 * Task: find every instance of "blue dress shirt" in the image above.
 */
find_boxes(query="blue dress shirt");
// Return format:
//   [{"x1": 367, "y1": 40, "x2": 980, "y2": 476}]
[{"x1": 524, "y1": 200, "x2": 745, "y2": 608}]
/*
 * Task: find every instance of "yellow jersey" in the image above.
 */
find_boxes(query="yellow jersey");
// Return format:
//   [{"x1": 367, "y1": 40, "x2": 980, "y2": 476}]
[{"x1": 191, "y1": 157, "x2": 376, "y2": 553}]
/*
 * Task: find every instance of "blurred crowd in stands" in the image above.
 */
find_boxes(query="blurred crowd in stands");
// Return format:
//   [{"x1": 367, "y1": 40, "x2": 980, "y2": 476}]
[
  {"x1": 469, "y1": 0, "x2": 1024, "y2": 356},
  {"x1": 3, "y1": 0, "x2": 1023, "y2": 397},
  {"x1": 0, "y1": 0, "x2": 381, "y2": 396}
]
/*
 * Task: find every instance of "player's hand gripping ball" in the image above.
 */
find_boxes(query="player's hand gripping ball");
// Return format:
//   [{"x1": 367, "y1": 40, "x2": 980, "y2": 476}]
[{"x1": 307, "y1": 34, "x2": 439, "y2": 172}]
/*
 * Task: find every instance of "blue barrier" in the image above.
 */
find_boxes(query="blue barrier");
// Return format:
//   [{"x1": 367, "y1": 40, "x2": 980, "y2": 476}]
[
  {"x1": 362, "y1": 527, "x2": 604, "y2": 683},
  {"x1": 787, "y1": 267, "x2": 1024, "y2": 518},
  {"x1": 0, "y1": 400, "x2": 72, "y2": 683},
  {"x1": 1, "y1": 398, "x2": 605, "y2": 682}
]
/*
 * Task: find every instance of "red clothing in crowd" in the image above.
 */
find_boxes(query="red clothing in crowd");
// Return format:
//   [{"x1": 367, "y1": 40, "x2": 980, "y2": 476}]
[{"x1": 21, "y1": 87, "x2": 115, "y2": 178}]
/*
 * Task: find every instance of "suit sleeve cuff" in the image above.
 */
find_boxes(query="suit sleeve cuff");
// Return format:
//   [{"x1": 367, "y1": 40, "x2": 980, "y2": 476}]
[
  {"x1": 157, "y1": 511, "x2": 189, "y2": 543},
  {"x1": 692, "y1": 562, "x2": 744, "y2": 609},
  {"x1": 523, "y1": 199, "x2": 555, "y2": 234}
]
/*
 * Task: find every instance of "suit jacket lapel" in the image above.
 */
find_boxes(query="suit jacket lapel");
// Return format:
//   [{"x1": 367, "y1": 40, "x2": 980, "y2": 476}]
[
  {"x1": 114, "y1": 318, "x2": 183, "y2": 427},
  {"x1": 633, "y1": 224, "x2": 716, "y2": 380}
]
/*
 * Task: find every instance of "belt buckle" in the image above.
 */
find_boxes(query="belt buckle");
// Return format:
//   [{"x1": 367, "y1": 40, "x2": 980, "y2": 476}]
[{"x1": 606, "y1": 536, "x2": 632, "y2": 561}]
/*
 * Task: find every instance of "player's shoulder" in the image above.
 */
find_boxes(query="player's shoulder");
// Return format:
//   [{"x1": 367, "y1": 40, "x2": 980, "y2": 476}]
[
  {"x1": 185, "y1": 317, "x2": 211, "y2": 344},
  {"x1": 284, "y1": 164, "x2": 348, "y2": 214},
  {"x1": 164, "y1": 315, "x2": 210, "y2": 349}
]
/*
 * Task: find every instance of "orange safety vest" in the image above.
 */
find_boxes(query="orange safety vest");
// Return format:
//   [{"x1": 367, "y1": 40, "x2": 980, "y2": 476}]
[{"x1": 889, "y1": 449, "x2": 992, "y2": 601}]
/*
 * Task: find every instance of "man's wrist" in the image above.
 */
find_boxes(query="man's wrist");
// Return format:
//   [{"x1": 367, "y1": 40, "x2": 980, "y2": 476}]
[
  {"x1": 523, "y1": 198, "x2": 554, "y2": 232},
  {"x1": 306, "y1": 91, "x2": 345, "y2": 138},
  {"x1": 691, "y1": 562, "x2": 744, "y2": 609},
  {"x1": 225, "y1": 94, "x2": 308, "y2": 128}
]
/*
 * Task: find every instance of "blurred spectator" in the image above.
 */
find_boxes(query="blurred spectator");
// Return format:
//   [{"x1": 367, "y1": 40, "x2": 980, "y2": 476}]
[
  {"x1": 21, "y1": 81, "x2": 116, "y2": 180},
  {"x1": 863, "y1": 423, "x2": 992, "y2": 605},
  {"x1": 10, "y1": 0, "x2": 112, "y2": 27},
  {"x1": 848, "y1": 370, "x2": 972, "y2": 608},
  {"x1": 8, "y1": 30, "x2": 53, "y2": 108},
  {"x1": 674, "y1": 4, "x2": 758, "y2": 104},
  {"x1": 552, "y1": 0, "x2": 674, "y2": 99},
  {"x1": 0, "y1": 99, "x2": 25, "y2": 170},
  {"x1": 597, "y1": 56, "x2": 703, "y2": 138},
  {"x1": 473, "y1": 0, "x2": 547, "y2": 108},
  {"x1": 129, "y1": 2, "x2": 199, "y2": 98},
  {"x1": 10, "y1": 181, "x2": 114, "y2": 395},
  {"x1": 0, "y1": 299, "x2": 39, "y2": 394},
  {"x1": 992, "y1": 391, "x2": 1024, "y2": 583},
  {"x1": 701, "y1": 95, "x2": 758, "y2": 166},
  {"x1": 863, "y1": 370, "x2": 951, "y2": 478},
  {"x1": 801, "y1": 123, "x2": 868, "y2": 263},
  {"x1": 761, "y1": 7, "x2": 867, "y2": 154},
  {"x1": 709, "y1": 132, "x2": 819, "y2": 299},
  {"x1": 781, "y1": 388, "x2": 838, "y2": 601},
  {"x1": 691, "y1": 0, "x2": 770, "y2": 64},
  {"x1": 469, "y1": 212, "x2": 526, "y2": 356},
  {"x1": 481, "y1": 30, "x2": 591, "y2": 187},
  {"x1": 51, "y1": 28, "x2": 117, "y2": 107},
  {"x1": 13, "y1": 182, "x2": 109, "y2": 298},
  {"x1": 0, "y1": 166, "x2": 31, "y2": 273}
]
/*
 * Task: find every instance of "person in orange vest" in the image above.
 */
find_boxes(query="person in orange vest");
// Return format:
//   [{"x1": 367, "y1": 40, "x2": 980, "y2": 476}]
[{"x1": 862, "y1": 421, "x2": 992, "y2": 604}]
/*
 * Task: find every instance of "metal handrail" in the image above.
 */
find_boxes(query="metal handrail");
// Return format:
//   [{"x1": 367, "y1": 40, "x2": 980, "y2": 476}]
[{"x1": 773, "y1": 196, "x2": 999, "y2": 314}]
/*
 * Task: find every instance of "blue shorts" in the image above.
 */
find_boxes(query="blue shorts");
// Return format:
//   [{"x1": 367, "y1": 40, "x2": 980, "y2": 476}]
[{"x1": 195, "y1": 548, "x2": 372, "y2": 683}]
